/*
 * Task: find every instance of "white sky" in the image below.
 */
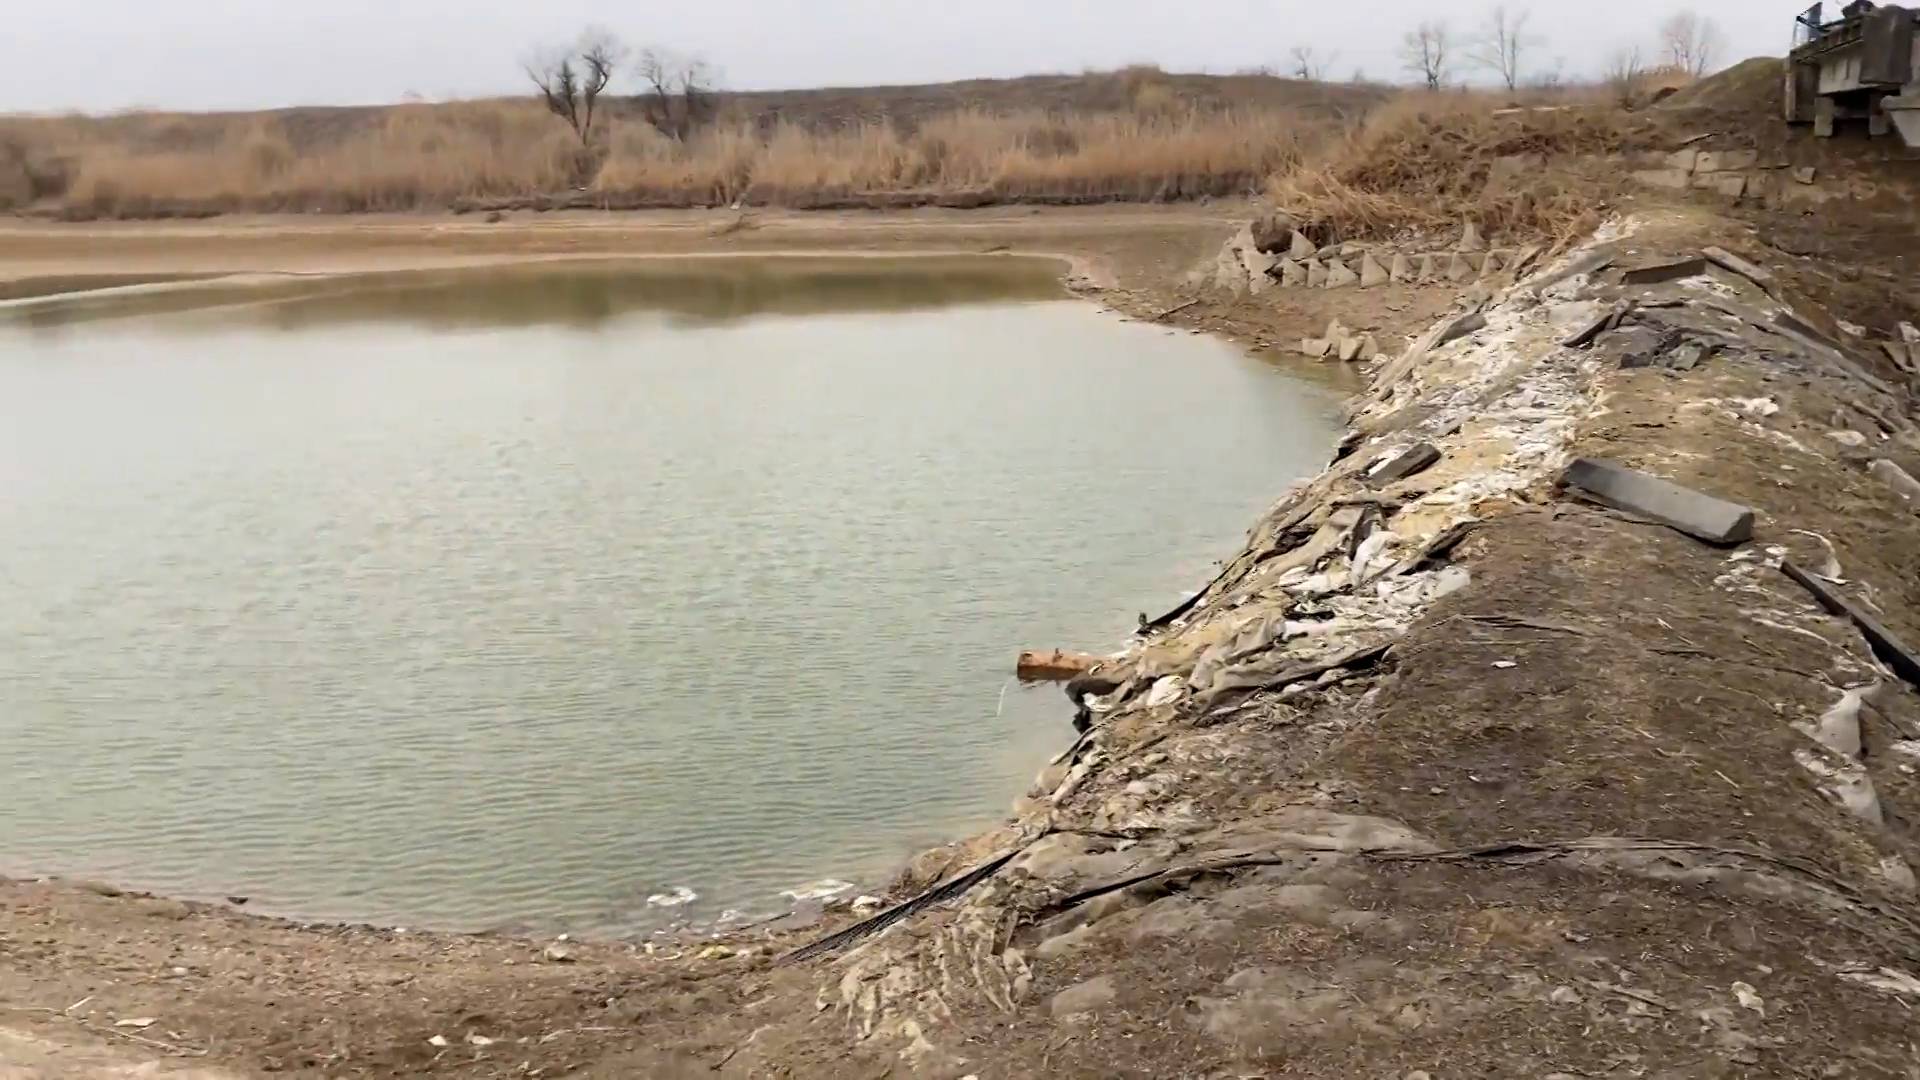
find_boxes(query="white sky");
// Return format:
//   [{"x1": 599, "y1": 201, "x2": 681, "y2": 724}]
[{"x1": 4, "y1": 1, "x2": 1792, "y2": 114}]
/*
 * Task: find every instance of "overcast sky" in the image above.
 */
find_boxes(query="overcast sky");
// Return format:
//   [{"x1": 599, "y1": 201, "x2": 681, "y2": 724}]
[{"x1": 4, "y1": 1, "x2": 1790, "y2": 114}]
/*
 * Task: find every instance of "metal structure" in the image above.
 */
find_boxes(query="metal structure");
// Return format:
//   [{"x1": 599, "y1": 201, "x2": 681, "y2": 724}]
[{"x1": 1786, "y1": 2, "x2": 1920, "y2": 147}]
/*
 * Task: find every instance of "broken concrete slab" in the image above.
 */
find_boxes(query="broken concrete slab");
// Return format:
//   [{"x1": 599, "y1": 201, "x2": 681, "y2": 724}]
[
  {"x1": 1369, "y1": 443, "x2": 1441, "y2": 485},
  {"x1": 1870, "y1": 459, "x2": 1920, "y2": 508},
  {"x1": 1389, "y1": 253, "x2": 1414, "y2": 282},
  {"x1": 1435, "y1": 311, "x2": 1487, "y2": 347},
  {"x1": 1560, "y1": 458, "x2": 1756, "y2": 545},
  {"x1": 1665, "y1": 148, "x2": 1701, "y2": 172},
  {"x1": 1306, "y1": 260, "x2": 1328, "y2": 289},
  {"x1": 1701, "y1": 246, "x2": 1775, "y2": 293},
  {"x1": 1695, "y1": 149, "x2": 1760, "y2": 173},
  {"x1": 1622, "y1": 256, "x2": 1710, "y2": 285},
  {"x1": 1704, "y1": 173, "x2": 1748, "y2": 199},
  {"x1": 1782, "y1": 561, "x2": 1920, "y2": 692},
  {"x1": 1559, "y1": 304, "x2": 1626, "y2": 349},
  {"x1": 1634, "y1": 168, "x2": 1694, "y2": 191},
  {"x1": 1793, "y1": 165, "x2": 1818, "y2": 184},
  {"x1": 1289, "y1": 231, "x2": 1316, "y2": 260},
  {"x1": 1325, "y1": 260, "x2": 1360, "y2": 289},
  {"x1": 1360, "y1": 254, "x2": 1390, "y2": 288},
  {"x1": 1520, "y1": 250, "x2": 1615, "y2": 295}
]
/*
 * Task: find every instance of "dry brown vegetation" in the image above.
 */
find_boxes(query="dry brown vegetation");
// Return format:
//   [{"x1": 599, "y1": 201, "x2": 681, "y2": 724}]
[
  {"x1": 0, "y1": 69, "x2": 1378, "y2": 218},
  {"x1": 1266, "y1": 92, "x2": 1648, "y2": 246}
]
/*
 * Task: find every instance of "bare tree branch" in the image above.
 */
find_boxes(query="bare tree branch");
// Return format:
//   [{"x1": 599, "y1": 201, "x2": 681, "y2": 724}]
[
  {"x1": 1468, "y1": 5, "x2": 1540, "y2": 93},
  {"x1": 1660, "y1": 11, "x2": 1724, "y2": 78},
  {"x1": 1287, "y1": 45, "x2": 1337, "y2": 82},
  {"x1": 637, "y1": 48, "x2": 720, "y2": 140},
  {"x1": 1400, "y1": 22, "x2": 1453, "y2": 91},
  {"x1": 1607, "y1": 44, "x2": 1647, "y2": 108},
  {"x1": 525, "y1": 27, "x2": 627, "y2": 147}
]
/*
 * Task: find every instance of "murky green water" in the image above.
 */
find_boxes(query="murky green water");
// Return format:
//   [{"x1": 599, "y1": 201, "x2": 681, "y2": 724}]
[{"x1": 0, "y1": 257, "x2": 1342, "y2": 935}]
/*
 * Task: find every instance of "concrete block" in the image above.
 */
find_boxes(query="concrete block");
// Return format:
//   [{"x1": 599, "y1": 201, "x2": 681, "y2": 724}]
[
  {"x1": 1414, "y1": 254, "x2": 1441, "y2": 283},
  {"x1": 1306, "y1": 260, "x2": 1328, "y2": 289},
  {"x1": 1793, "y1": 165, "x2": 1818, "y2": 184},
  {"x1": 1477, "y1": 252, "x2": 1504, "y2": 280},
  {"x1": 1708, "y1": 174, "x2": 1748, "y2": 199},
  {"x1": 1560, "y1": 458, "x2": 1755, "y2": 545},
  {"x1": 1341, "y1": 242, "x2": 1369, "y2": 259},
  {"x1": 1456, "y1": 221, "x2": 1486, "y2": 253},
  {"x1": 1370, "y1": 442, "x2": 1442, "y2": 484},
  {"x1": 1695, "y1": 149, "x2": 1759, "y2": 173},
  {"x1": 1633, "y1": 169, "x2": 1693, "y2": 191},
  {"x1": 1289, "y1": 231, "x2": 1317, "y2": 260},
  {"x1": 1356, "y1": 334, "x2": 1380, "y2": 362},
  {"x1": 1360, "y1": 254, "x2": 1390, "y2": 288},
  {"x1": 1389, "y1": 253, "x2": 1415, "y2": 282},
  {"x1": 1446, "y1": 254, "x2": 1475, "y2": 282},
  {"x1": 1279, "y1": 259, "x2": 1306, "y2": 287},
  {"x1": 1325, "y1": 260, "x2": 1360, "y2": 289},
  {"x1": 1317, "y1": 243, "x2": 1345, "y2": 260},
  {"x1": 1870, "y1": 459, "x2": 1920, "y2": 508},
  {"x1": 1337, "y1": 335, "x2": 1365, "y2": 361},
  {"x1": 1664, "y1": 148, "x2": 1700, "y2": 172},
  {"x1": 1300, "y1": 337, "x2": 1333, "y2": 358}
]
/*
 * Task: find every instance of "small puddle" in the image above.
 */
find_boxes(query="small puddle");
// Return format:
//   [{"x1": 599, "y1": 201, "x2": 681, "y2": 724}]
[{"x1": 0, "y1": 256, "x2": 1344, "y2": 936}]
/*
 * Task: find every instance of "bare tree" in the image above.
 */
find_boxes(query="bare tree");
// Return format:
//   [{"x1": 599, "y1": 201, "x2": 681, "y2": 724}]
[
  {"x1": 525, "y1": 27, "x2": 626, "y2": 146},
  {"x1": 1469, "y1": 6, "x2": 1539, "y2": 93},
  {"x1": 1607, "y1": 44, "x2": 1647, "y2": 108},
  {"x1": 1660, "y1": 11, "x2": 1724, "y2": 78},
  {"x1": 1288, "y1": 45, "x2": 1334, "y2": 82},
  {"x1": 637, "y1": 48, "x2": 720, "y2": 140},
  {"x1": 1400, "y1": 22, "x2": 1453, "y2": 91}
]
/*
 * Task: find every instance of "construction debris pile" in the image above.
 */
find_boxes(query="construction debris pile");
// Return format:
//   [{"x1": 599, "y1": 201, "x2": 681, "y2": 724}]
[{"x1": 783, "y1": 213, "x2": 1920, "y2": 1074}]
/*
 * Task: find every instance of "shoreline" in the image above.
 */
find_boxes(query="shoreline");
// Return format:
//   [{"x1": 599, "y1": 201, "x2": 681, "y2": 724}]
[{"x1": 5, "y1": 200, "x2": 1920, "y2": 1077}]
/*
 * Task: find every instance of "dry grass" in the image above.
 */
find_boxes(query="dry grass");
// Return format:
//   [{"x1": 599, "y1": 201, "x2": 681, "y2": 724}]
[
  {"x1": 0, "y1": 71, "x2": 1330, "y2": 217},
  {"x1": 592, "y1": 107, "x2": 1311, "y2": 206},
  {"x1": 1266, "y1": 93, "x2": 1647, "y2": 246},
  {"x1": 4, "y1": 102, "x2": 586, "y2": 215}
]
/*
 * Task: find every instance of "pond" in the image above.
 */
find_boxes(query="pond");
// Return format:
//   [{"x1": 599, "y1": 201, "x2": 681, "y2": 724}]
[{"x1": 0, "y1": 256, "x2": 1344, "y2": 935}]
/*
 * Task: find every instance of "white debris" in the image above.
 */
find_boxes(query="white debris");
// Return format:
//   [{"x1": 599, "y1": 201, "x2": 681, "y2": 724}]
[
  {"x1": 1800, "y1": 684, "x2": 1875, "y2": 758},
  {"x1": 1839, "y1": 967, "x2": 1920, "y2": 998},
  {"x1": 1793, "y1": 748, "x2": 1884, "y2": 826},
  {"x1": 852, "y1": 895, "x2": 885, "y2": 912},
  {"x1": 1493, "y1": 661, "x2": 1518, "y2": 670},
  {"x1": 1731, "y1": 981, "x2": 1765, "y2": 1016},
  {"x1": 427, "y1": 1035, "x2": 450, "y2": 1048},
  {"x1": 1144, "y1": 676, "x2": 1187, "y2": 708},
  {"x1": 467, "y1": 1034, "x2": 496, "y2": 1047},
  {"x1": 780, "y1": 880, "x2": 855, "y2": 903},
  {"x1": 647, "y1": 886, "x2": 700, "y2": 908},
  {"x1": 113, "y1": 1018, "x2": 156, "y2": 1030},
  {"x1": 1731, "y1": 397, "x2": 1780, "y2": 418},
  {"x1": 1827, "y1": 430, "x2": 1868, "y2": 449}
]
